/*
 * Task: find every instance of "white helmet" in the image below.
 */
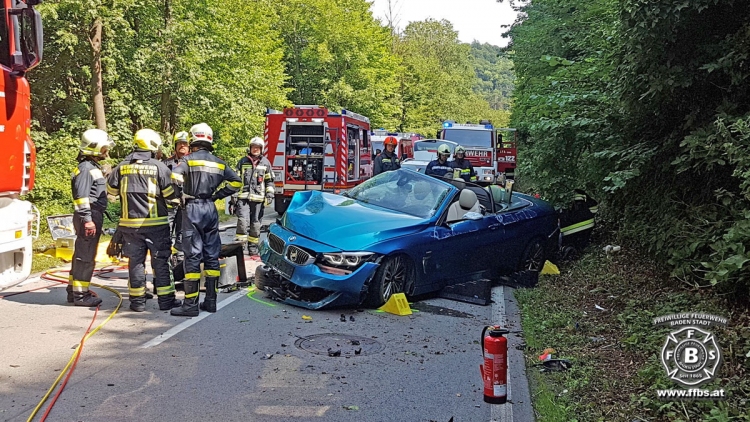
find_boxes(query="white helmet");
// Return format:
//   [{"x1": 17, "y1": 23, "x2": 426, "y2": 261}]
[
  {"x1": 80, "y1": 128, "x2": 114, "y2": 157},
  {"x1": 189, "y1": 123, "x2": 213, "y2": 146},
  {"x1": 133, "y1": 128, "x2": 162, "y2": 151},
  {"x1": 248, "y1": 137, "x2": 264, "y2": 155}
]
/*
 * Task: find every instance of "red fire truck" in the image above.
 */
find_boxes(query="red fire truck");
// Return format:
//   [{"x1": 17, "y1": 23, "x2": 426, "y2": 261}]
[
  {"x1": 265, "y1": 106, "x2": 372, "y2": 214},
  {"x1": 438, "y1": 121, "x2": 517, "y2": 183},
  {"x1": 0, "y1": 0, "x2": 43, "y2": 290}
]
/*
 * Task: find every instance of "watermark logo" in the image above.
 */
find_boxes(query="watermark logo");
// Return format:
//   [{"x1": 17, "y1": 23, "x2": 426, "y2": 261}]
[
  {"x1": 652, "y1": 313, "x2": 727, "y2": 399},
  {"x1": 661, "y1": 326, "x2": 721, "y2": 386}
]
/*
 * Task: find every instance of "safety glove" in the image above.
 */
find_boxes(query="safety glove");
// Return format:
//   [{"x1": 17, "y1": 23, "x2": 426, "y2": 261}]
[{"x1": 264, "y1": 193, "x2": 274, "y2": 207}]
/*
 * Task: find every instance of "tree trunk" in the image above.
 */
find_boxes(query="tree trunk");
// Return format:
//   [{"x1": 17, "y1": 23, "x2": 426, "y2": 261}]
[
  {"x1": 90, "y1": 16, "x2": 106, "y2": 130},
  {"x1": 160, "y1": 0, "x2": 172, "y2": 134}
]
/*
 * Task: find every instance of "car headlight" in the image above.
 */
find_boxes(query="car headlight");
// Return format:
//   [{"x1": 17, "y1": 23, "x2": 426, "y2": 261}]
[{"x1": 321, "y1": 252, "x2": 376, "y2": 267}]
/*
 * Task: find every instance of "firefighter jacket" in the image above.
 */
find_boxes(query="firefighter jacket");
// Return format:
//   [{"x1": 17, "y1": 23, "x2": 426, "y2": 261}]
[
  {"x1": 425, "y1": 159, "x2": 453, "y2": 178},
  {"x1": 450, "y1": 158, "x2": 476, "y2": 182},
  {"x1": 106, "y1": 151, "x2": 177, "y2": 229},
  {"x1": 163, "y1": 154, "x2": 187, "y2": 171},
  {"x1": 373, "y1": 150, "x2": 400, "y2": 175},
  {"x1": 236, "y1": 155, "x2": 274, "y2": 202},
  {"x1": 172, "y1": 149, "x2": 242, "y2": 201},
  {"x1": 162, "y1": 154, "x2": 187, "y2": 209},
  {"x1": 71, "y1": 159, "x2": 108, "y2": 223}
]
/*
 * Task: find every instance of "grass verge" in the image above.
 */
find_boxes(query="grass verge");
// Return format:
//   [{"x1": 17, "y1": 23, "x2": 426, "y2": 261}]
[{"x1": 516, "y1": 246, "x2": 749, "y2": 421}]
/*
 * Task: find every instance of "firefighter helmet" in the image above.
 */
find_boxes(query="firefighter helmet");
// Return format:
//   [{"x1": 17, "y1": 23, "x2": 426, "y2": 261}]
[
  {"x1": 174, "y1": 131, "x2": 189, "y2": 145},
  {"x1": 133, "y1": 129, "x2": 162, "y2": 151},
  {"x1": 438, "y1": 144, "x2": 451, "y2": 158},
  {"x1": 80, "y1": 129, "x2": 114, "y2": 157},
  {"x1": 454, "y1": 145, "x2": 466, "y2": 158},
  {"x1": 383, "y1": 136, "x2": 398, "y2": 146},
  {"x1": 248, "y1": 137, "x2": 265, "y2": 153},
  {"x1": 189, "y1": 123, "x2": 213, "y2": 146}
]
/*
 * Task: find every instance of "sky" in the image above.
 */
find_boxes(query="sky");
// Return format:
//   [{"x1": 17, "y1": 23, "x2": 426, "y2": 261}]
[{"x1": 369, "y1": 0, "x2": 519, "y2": 47}]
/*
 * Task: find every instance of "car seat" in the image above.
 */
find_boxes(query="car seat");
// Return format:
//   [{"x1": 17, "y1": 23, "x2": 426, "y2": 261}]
[{"x1": 447, "y1": 189, "x2": 480, "y2": 221}]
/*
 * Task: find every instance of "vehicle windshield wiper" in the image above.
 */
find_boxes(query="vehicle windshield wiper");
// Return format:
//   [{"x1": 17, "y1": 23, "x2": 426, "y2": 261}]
[{"x1": 341, "y1": 191, "x2": 351, "y2": 198}]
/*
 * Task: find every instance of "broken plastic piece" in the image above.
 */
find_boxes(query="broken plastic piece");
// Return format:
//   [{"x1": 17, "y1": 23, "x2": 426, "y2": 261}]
[
  {"x1": 594, "y1": 304, "x2": 607, "y2": 311},
  {"x1": 328, "y1": 348, "x2": 341, "y2": 357},
  {"x1": 302, "y1": 315, "x2": 312, "y2": 320},
  {"x1": 541, "y1": 359, "x2": 572, "y2": 372}
]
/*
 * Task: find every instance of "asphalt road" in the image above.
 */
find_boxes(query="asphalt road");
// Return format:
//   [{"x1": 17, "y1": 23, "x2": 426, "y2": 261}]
[{"x1": 0, "y1": 208, "x2": 534, "y2": 422}]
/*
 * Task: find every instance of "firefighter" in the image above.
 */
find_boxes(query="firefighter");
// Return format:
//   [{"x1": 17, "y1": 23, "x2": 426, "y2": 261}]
[
  {"x1": 171, "y1": 123, "x2": 242, "y2": 317},
  {"x1": 425, "y1": 144, "x2": 453, "y2": 178},
  {"x1": 373, "y1": 136, "x2": 401, "y2": 175},
  {"x1": 107, "y1": 129, "x2": 181, "y2": 312},
  {"x1": 68, "y1": 129, "x2": 114, "y2": 307},
  {"x1": 451, "y1": 145, "x2": 476, "y2": 182},
  {"x1": 235, "y1": 137, "x2": 274, "y2": 256},
  {"x1": 163, "y1": 132, "x2": 190, "y2": 268}
]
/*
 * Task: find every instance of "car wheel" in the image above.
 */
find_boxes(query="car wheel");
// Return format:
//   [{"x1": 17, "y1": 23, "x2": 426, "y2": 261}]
[
  {"x1": 254, "y1": 265, "x2": 279, "y2": 291},
  {"x1": 365, "y1": 255, "x2": 414, "y2": 307},
  {"x1": 519, "y1": 238, "x2": 546, "y2": 272}
]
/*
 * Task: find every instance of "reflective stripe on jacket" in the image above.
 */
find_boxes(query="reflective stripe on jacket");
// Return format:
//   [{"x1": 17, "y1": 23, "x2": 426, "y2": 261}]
[
  {"x1": 425, "y1": 160, "x2": 452, "y2": 178},
  {"x1": 373, "y1": 151, "x2": 400, "y2": 175},
  {"x1": 172, "y1": 149, "x2": 241, "y2": 201},
  {"x1": 107, "y1": 151, "x2": 177, "y2": 228},
  {"x1": 450, "y1": 159, "x2": 476, "y2": 182},
  {"x1": 236, "y1": 155, "x2": 274, "y2": 202},
  {"x1": 71, "y1": 159, "x2": 107, "y2": 223}
]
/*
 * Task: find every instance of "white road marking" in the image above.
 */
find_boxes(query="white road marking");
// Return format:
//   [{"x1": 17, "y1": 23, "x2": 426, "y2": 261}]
[
  {"x1": 140, "y1": 289, "x2": 247, "y2": 349},
  {"x1": 490, "y1": 285, "x2": 513, "y2": 422}
]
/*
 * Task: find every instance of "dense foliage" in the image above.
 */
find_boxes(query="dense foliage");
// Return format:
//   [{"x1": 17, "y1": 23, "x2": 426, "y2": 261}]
[
  {"x1": 505, "y1": 0, "x2": 750, "y2": 299},
  {"x1": 25, "y1": 1, "x2": 512, "y2": 231}
]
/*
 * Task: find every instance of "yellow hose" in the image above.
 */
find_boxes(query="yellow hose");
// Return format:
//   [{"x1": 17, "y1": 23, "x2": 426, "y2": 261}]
[{"x1": 26, "y1": 269, "x2": 123, "y2": 422}]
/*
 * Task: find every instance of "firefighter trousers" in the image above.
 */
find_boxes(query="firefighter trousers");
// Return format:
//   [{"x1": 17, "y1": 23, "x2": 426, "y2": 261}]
[
  {"x1": 182, "y1": 200, "x2": 221, "y2": 287},
  {"x1": 70, "y1": 209, "x2": 103, "y2": 293},
  {"x1": 167, "y1": 207, "x2": 184, "y2": 254},
  {"x1": 235, "y1": 199, "x2": 263, "y2": 254},
  {"x1": 121, "y1": 226, "x2": 174, "y2": 301}
]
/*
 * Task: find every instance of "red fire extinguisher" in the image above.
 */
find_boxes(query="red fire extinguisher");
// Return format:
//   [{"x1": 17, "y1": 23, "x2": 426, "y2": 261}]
[{"x1": 480, "y1": 325, "x2": 509, "y2": 404}]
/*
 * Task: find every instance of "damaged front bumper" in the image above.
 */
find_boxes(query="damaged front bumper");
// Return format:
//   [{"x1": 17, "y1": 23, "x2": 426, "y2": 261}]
[{"x1": 258, "y1": 232, "x2": 381, "y2": 310}]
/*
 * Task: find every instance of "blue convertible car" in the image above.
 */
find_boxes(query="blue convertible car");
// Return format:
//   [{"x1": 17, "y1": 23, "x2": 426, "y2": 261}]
[{"x1": 257, "y1": 169, "x2": 558, "y2": 309}]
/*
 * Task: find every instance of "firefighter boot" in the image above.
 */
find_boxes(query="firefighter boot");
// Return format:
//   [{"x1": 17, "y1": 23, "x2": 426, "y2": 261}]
[
  {"x1": 199, "y1": 277, "x2": 218, "y2": 313},
  {"x1": 130, "y1": 295, "x2": 146, "y2": 312},
  {"x1": 158, "y1": 295, "x2": 183, "y2": 311},
  {"x1": 171, "y1": 281, "x2": 199, "y2": 317},
  {"x1": 66, "y1": 284, "x2": 73, "y2": 303},
  {"x1": 73, "y1": 291, "x2": 102, "y2": 307}
]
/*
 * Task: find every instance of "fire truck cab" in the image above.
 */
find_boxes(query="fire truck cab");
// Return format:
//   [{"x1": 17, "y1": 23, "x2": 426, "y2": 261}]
[
  {"x1": 370, "y1": 129, "x2": 419, "y2": 161},
  {"x1": 0, "y1": 0, "x2": 43, "y2": 291},
  {"x1": 438, "y1": 121, "x2": 518, "y2": 184},
  {"x1": 265, "y1": 106, "x2": 372, "y2": 214}
]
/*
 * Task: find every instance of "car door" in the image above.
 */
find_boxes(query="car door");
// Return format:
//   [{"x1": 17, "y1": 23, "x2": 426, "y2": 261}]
[{"x1": 426, "y1": 192, "x2": 497, "y2": 287}]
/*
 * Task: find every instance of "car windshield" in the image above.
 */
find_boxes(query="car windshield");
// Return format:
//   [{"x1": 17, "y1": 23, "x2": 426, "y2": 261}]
[
  {"x1": 443, "y1": 129, "x2": 492, "y2": 148},
  {"x1": 346, "y1": 170, "x2": 452, "y2": 218}
]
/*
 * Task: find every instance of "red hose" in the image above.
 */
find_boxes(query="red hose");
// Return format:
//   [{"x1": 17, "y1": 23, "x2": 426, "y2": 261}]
[{"x1": 39, "y1": 305, "x2": 99, "y2": 421}]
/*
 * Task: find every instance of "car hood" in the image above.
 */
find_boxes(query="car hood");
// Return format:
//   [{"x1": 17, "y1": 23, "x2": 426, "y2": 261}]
[{"x1": 280, "y1": 191, "x2": 428, "y2": 250}]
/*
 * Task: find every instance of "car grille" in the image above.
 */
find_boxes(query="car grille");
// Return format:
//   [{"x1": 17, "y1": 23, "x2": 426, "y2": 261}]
[
  {"x1": 286, "y1": 245, "x2": 313, "y2": 265},
  {"x1": 268, "y1": 233, "x2": 285, "y2": 255}
]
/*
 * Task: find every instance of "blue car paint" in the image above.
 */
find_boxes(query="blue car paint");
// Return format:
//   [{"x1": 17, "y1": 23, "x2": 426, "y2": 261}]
[
  {"x1": 259, "y1": 225, "x2": 382, "y2": 309},
  {"x1": 260, "y1": 170, "x2": 557, "y2": 310},
  {"x1": 280, "y1": 190, "x2": 438, "y2": 250}
]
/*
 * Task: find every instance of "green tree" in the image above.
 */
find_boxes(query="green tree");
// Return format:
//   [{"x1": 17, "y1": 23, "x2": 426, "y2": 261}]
[
  {"x1": 272, "y1": 0, "x2": 400, "y2": 128},
  {"x1": 397, "y1": 19, "x2": 503, "y2": 136}
]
